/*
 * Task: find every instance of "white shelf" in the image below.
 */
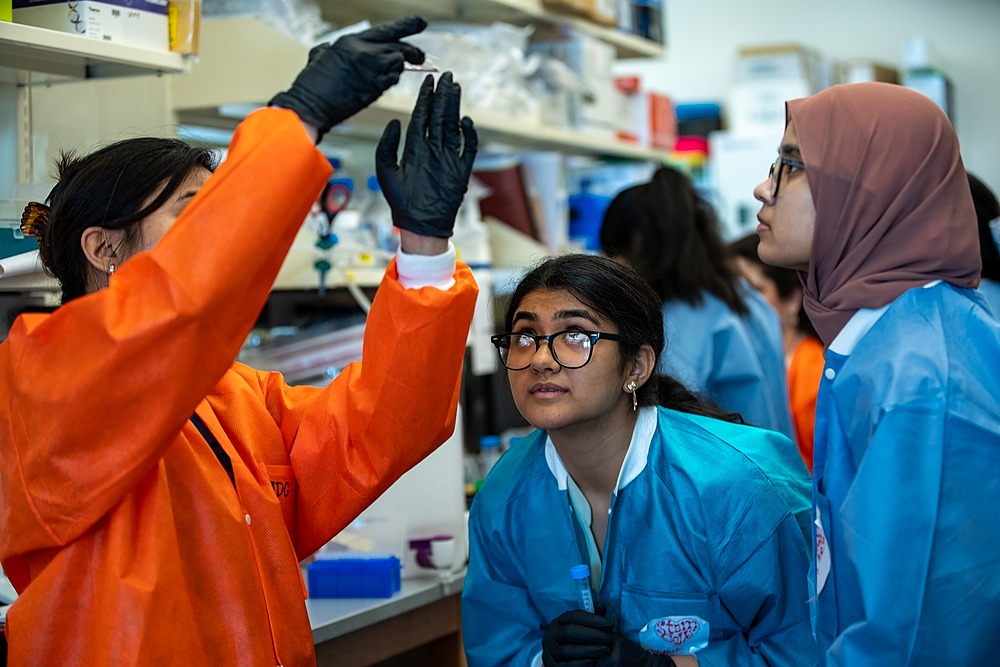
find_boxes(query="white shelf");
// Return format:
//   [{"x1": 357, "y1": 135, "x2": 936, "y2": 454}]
[
  {"x1": 316, "y1": 0, "x2": 665, "y2": 59},
  {"x1": 173, "y1": 18, "x2": 670, "y2": 163},
  {"x1": 0, "y1": 21, "x2": 191, "y2": 82}
]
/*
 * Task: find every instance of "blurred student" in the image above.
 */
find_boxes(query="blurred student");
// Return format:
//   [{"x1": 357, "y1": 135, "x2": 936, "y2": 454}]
[
  {"x1": 599, "y1": 166, "x2": 795, "y2": 441},
  {"x1": 731, "y1": 234, "x2": 822, "y2": 471},
  {"x1": 969, "y1": 172, "x2": 1000, "y2": 314}
]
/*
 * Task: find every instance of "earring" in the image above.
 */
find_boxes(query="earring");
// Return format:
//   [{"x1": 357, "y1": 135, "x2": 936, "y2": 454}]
[
  {"x1": 108, "y1": 263, "x2": 116, "y2": 277},
  {"x1": 626, "y1": 381, "x2": 638, "y2": 412}
]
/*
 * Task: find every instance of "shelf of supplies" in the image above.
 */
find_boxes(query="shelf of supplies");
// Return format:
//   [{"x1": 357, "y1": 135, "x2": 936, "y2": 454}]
[
  {"x1": 316, "y1": 0, "x2": 665, "y2": 59},
  {"x1": 0, "y1": 21, "x2": 191, "y2": 82},
  {"x1": 172, "y1": 18, "x2": 670, "y2": 162}
]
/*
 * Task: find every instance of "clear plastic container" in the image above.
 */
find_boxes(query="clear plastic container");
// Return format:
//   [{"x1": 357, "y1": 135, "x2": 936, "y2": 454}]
[
  {"x1": 478, "y1": 434, "x2": 504, "y2": 479},
  {"x1": 361, "y1": 176, "x2": 399, "y2": 254},
  {"x1": 570, "y1": 564, "x2": 594, "y2": 612}
]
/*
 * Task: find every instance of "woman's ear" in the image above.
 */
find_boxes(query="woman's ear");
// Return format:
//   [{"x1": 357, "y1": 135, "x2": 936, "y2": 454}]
[
  {"x1": 80, "y1": 226, "x2": 125, "y2": 274},
  {"x1": 629, "y1": 344, "x2": 657, "y2": 387}
]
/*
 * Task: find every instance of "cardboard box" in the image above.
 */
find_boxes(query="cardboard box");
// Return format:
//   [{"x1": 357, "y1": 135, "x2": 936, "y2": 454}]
[
  {"x1": 581, "y1": 0, "x2": 617, "y2": 27},
  {"x1": 844, "y1": 61, "x2": 899, "y2": 84},
  {"x1": 730, "y1": 44, "x2": 831, "y2": 136},
  {"x1": 13, "y1": 0, "x2": 168, "y2": 52},
  {"x1": 615, "y1": 75, "x2": 676, "y2": 149}
]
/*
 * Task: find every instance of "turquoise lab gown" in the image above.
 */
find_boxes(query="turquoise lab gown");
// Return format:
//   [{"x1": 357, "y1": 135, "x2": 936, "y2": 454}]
[
  {"x1": 811, "y1": 282, "x2": 1000, "y2": 665},
  {"x1": 659, "y1": 286, "x2": 796, "y2": 441},
  {"x1": 462, "y1": 406, "x2": 816, "y2": 667}
]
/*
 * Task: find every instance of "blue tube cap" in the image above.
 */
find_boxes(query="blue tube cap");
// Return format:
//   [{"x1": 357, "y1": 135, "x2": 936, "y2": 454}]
[{"x1": 570, "y1": 564, "x2": 590, "y2": 580}]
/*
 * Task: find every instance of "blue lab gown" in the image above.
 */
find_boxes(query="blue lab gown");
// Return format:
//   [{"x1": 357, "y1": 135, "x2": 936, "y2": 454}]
[
  {"x1": 811, "y1": 283, "x2": 1000, "y2": 666},
  {"x1": 978, "y1": 277, "x2": 1000, "y2": 317},
  {"x1": 463, "y1": 406, "x2": 816, "y2": 667},
  {"x1": 659, "y1": 287, "x2": 796, "y2": 441}
]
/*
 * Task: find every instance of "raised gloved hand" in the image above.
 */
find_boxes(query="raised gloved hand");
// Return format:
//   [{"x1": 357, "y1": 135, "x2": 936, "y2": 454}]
[
  {"x1": 541, "y1": 609, "x2": 614, "y2": 667},
  {"x1": 268, "y1": 16, "x2": 427, "y2": 141},
  {"x1": 375, "y1": 72, "x2": 478, "y2": 239},
  {"x1": 595, "y1": 633, "x2": 677, "y2": 667}
]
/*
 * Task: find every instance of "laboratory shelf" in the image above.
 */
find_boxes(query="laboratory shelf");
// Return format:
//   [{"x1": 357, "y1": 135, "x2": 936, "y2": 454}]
[
  {"x1": 316, "y1": 0, "x2": 666, "y2": 59},
  {"x1": 0, "y1": 21, "x2": 191, "y2": 82},
  {"x1": 172, "y1": 18, "x2": 670, "y2": 163}
]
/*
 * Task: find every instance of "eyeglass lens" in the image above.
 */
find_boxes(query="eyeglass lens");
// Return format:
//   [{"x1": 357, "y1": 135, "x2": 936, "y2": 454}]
[
  {"x1": 498, "y1": 332, "x2": 595, "y2": 369},
  {"x1": 769, "y1": 156, "x2": 783, "y2": 197}
]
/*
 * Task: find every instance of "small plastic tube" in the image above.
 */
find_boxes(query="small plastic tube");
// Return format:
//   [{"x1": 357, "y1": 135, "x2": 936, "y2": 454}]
[{"x1": 570, "y1": 564, "x2": 594, "y2": 613}]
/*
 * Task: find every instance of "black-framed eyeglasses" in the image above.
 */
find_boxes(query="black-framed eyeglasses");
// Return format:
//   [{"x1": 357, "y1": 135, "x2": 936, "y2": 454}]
[
  {"x1": 768, "y1": 155, "x2": 806, "y2": 198},
  {"x1": 490, "y1": 330, "x2": 622, "y2": 371}
]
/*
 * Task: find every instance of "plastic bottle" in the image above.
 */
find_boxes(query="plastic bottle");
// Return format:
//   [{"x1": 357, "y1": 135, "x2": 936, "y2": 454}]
[
  {"x1": 478, "y1": 435, "x2": 504, "y2": 479},
  {"x1": 567, "y1": 178, "x2": 612, "y2": 252},
  {"x1": 570, "y1": 564, "x2": 595, "y2": 612},
  {"x1": 361, "y1": 176, "x2": 399, "y2": 254}
]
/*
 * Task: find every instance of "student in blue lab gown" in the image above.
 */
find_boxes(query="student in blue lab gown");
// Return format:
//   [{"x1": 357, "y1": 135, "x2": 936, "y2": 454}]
[
  {"x1": 753, "y1": 82, "x2": 1000, "y2": 666},
  {"x1": 969, "y1": 172, "x2": 1000, "y2": 315},
  {"x1": 600, "y1": 166, "x2": 795, "y2": 441},
  {"x1": 462, "y1": 253, "x2": 815, "y2": 667}
]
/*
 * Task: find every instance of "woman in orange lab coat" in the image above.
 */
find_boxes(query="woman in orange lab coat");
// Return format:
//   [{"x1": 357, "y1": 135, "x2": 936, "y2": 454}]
[{"x1": 0, "y1": 17, "x2": 478, "y2": 666}]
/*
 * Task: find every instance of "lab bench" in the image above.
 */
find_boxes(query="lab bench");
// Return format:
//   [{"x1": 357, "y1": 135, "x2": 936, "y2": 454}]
[{"x1": 308, "y1": 568, "x2": 467, "y2": 667}]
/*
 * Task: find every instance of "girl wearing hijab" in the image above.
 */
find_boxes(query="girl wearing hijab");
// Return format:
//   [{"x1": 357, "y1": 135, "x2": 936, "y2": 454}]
[
  {"x1": 600, "y1": 166, "x2": 795, "y2": 441},
  {"x1": 754, "y1": 82, "x2": 1000, "y2": 666}
]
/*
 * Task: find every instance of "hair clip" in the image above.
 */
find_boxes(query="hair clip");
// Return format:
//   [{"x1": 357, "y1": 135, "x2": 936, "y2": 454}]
[{"x1": 20, "y1": 201, "x2": 51, "y2": 243}]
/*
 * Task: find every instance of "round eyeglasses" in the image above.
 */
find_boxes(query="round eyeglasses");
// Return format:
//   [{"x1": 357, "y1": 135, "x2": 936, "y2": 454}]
[
  {"x1": 490, "y1": 330, "x2": 622, "y2": 371},
  {"x1": 768, "y1": 155, "x2": 805, "y2": 198}
]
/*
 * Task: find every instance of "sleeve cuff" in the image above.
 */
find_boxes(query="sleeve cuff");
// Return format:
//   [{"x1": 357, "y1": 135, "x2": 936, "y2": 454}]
[
  {"x1": 395, "y1": 241, "x2": 457, "y2": 290},
  {"x1": 531, "y1": 651, "x2": 543, "y2": 667}
]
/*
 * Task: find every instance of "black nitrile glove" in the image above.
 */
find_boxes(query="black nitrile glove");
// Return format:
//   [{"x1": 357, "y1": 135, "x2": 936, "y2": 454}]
[
  {"x1": 375, "y1": 72, "x2": 478, "y2": 238},
  {"x1": 268, "y1": 16, "x2": 427, "y2": 141},
  {"x1": 595, "y1": 633, "x2": 677, "y2": 667},
  {"x1": 541, "y1": 609, "x2": 614, "y2": 667}
]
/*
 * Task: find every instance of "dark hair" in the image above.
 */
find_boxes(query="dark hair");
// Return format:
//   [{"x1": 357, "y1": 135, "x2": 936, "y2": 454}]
[
  {"x1": 505, "y1": 253, "x2": 741, "y2": 422},
  {"x1": 969, "y1": 173, "x2": 1000, "y2": 282},
  {"x1": 730, "y1": 233, "x2": 819, "y2": 340},
  {"x1": 599, "y1": 166, "x2": 747, "y2": 314},
  {"x1": 42, "y1": 137, "x2": 218, "y2": 303}
]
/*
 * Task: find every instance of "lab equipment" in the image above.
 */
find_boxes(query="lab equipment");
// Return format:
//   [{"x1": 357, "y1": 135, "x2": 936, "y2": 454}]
[
  {"x1": 478, "y1": 434, "x2": 503, "y2": 479},
  {"x1": 314, "y1": 176, "x2": 353, "y2": 296},
  {"x1": 570, "y1": 564, "x2": 594, "y2": 613},
  {"x1": 307, "y1": 553, "x2": 401, "y2": 598}
]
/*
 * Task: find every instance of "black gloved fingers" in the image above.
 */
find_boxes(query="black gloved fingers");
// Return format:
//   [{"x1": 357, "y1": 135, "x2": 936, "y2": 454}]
[
  {"x1": 428, "y1": 72, "x2": 456, "y2": 149},
  {"x1": 358, "y1": 15, "x2": 428, "y2": 43},
  {"x1": 398, "y1": 42, "x2": 426, "y2": 65},
  {"x1": 375, "y1": 119, "x2": 403, "y2": 184},
  {"x1": 556, "y1": 610, "x2": 616, "y2": 630},
  {"x1": 459, "y1": 116, "x2": 478, "y2": 167},
  {"x1": 403, "y1": 75, "x2": 436, "y2": 164}
]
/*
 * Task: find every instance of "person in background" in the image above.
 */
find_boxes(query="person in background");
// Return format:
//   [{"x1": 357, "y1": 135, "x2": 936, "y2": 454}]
[
  {"x1": 463, "y1": 253, "x2": 815, "y2": 667},
  {"x1": 599, "y1": 166, "x2": 796, "y2": 442},
  {"x1": 754, "y1": 81, "x2": 1000, "y2": 665},
  {"x1": 969, "y1": 172, "x2": 1000, "y2": 314},
  {"x1": 730, "y1": 234, "x2": 823, "y2": 471},
  {"x1": 0, "y1": 18, "x2": 479, "y2": 666}
]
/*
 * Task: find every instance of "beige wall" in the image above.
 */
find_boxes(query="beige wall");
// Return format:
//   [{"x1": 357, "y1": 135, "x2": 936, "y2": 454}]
[{"x1": 617, "y1": 0, "x2": 1000, "y2": 192}]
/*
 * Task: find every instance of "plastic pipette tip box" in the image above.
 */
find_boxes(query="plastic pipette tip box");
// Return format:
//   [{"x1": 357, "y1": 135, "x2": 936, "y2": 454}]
[{"x1": 307, "y1": 552, "x2": 401, "y2": 599}]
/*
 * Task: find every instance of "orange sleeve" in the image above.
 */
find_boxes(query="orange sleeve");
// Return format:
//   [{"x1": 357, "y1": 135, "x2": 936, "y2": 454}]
[
  {"x1": 0, "y1": 109, "x2": 331, "y2": 551},
  {"x1": 787, "y1": 336, "x2": 826, "y2": 472},
  {"x1": 251, "y1": 261, "x2": 479, "y2": 557}
]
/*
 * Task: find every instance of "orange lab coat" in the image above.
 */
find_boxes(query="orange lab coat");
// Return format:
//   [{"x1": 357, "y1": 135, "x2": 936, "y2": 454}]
[
  {"x1": 787, "y1": 335, "x2": 825, "y2": 472},
  {"x1": 0, "y1": 108, "x2": 478, "y2": 666}
]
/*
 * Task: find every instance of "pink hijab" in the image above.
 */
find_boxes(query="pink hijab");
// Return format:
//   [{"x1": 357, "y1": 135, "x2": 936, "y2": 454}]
[{"x1": 787, "y1": 82, "x2": 980, "y2": 345}]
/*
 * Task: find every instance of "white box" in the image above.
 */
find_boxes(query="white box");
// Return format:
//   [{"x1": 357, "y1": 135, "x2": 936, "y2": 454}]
[
  {"x1": 709, "y1": 131, "x2": 777, "y2": 243},
  {"x1": 13, "y1": 0, "x2": 168, "y2": 52},
  {"x1": 729, "y1": 46, "x2": 831, "y2": 137}
]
